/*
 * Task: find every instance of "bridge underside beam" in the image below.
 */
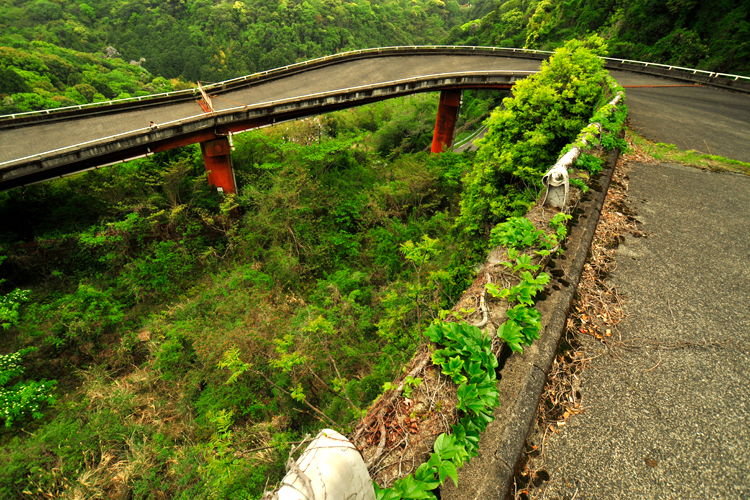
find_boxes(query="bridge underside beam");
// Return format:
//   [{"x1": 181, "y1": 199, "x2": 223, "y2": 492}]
[{"x1": 431, "y1": 90, "x2": 462, "y2": 153}]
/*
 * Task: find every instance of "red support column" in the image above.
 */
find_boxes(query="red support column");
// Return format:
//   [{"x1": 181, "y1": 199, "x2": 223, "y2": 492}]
[
  {"x1": 431, "y1": 90, "x2": 462, "y2": 153},
  {"x1": 200, "y1": 136, "x2": 236, "y2": 194}
]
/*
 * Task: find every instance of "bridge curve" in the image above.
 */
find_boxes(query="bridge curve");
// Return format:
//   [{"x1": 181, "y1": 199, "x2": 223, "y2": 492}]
[
  {"x1": 1, "y1": 46, "x2": 749, "y2": 191},
  {"x1": 0, "y1": 48, "x2": 549, "y2": 190}
]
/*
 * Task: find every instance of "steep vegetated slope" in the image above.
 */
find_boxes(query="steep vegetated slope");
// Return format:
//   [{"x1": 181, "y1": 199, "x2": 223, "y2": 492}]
[
  {"x1": 447, "y1": 0, "x2": 750, "y2": 75},
  {"x1": 0, "y1": 0, "x2": 472, "y2": 113},
  {"x1": 362, "y1": 37, "x2": 625, "y2": 499}
]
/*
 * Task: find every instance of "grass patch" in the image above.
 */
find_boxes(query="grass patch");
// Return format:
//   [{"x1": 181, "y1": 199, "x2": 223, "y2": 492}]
[{"x1": 626, "y1": 129, "x2": 750, "y2": 175}]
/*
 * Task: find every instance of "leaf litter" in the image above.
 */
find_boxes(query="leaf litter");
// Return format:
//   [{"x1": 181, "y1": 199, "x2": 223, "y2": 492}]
[{"x1": 510, "y1": 141, "x2": 645, "y2": 499}]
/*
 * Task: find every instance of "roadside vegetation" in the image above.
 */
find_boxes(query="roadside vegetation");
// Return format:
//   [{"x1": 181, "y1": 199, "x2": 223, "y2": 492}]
[
  {"x1": 626, "y1": 130, "x2": 750, "y2": 174},
  {"x1": 370, "y1": 35, "x2": 627, "y2": 499}
]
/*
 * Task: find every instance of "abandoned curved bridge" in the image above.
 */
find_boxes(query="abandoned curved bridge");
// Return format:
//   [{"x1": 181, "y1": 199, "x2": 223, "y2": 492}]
[{"x1": 1, "y1": 46, "x2": 749, "y2": 191}]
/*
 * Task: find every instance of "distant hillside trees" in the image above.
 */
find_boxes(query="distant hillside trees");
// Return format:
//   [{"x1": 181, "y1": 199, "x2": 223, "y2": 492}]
[
  {"x1": 0, "y1": 0, "x2": 470, "y2": 113},
  {"x1": 447, "y1": 0, "x2": 750, "y2": 76}
]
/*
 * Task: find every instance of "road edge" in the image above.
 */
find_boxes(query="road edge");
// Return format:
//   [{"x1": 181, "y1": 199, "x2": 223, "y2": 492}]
[{"x1": 442, "y1": 145, "x2": 620, "y2": 500}]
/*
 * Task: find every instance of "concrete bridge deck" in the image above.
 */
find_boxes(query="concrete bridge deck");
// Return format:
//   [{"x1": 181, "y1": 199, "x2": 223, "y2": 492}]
[
  {"x1": 0, "y1": 50, "x2": 544, "y2": 190},
  {"x1": 2, "y1": 46, "x2": 749, "y2": 191},
  {"x1": 0, "y1": 53, "x2": 541, "y2": 162}
]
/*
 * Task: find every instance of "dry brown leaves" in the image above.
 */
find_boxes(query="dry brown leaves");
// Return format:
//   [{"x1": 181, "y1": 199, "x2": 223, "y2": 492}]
[
  {"x1": 351, "y1": 347, "x2": 458, "y2": 488},
  {"x1": 511, "y1": 149, "x2": 644, "y2": 499}
]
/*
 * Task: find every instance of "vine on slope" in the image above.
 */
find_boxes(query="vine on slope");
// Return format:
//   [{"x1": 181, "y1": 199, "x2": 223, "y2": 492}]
[{"x1": 374, "y1": 321, "x2": 498, "y2": 500}]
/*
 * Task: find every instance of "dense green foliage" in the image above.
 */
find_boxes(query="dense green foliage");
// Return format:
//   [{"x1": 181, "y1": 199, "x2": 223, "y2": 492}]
[
  {"x1": 0, "y1": 0, "x2": 473, "y2": 113},
  {"x1": 1, "y1": 260, "x2": 57, "y2": 430},
  {"x1": 0, "y1": 94, "x2": 477, "y2": 499},
  {"x1": 0, "y1": 0, "x2": 647, "y2": 492},
  {"x1": 454, "y1": 36, "x2": 610, "y2": 253},
  {"x1": 0, "y1": 347, "x2": 57, "y2": 428},
  {"x1": 0, "y1": 30, "x2": 625, "y2": 496},
  {"x1": 446, "y1": 0, "x2": 750, "y2": 76},
  {"x1": 0, "y1": 41, "x2": 186, "y2": 113}
]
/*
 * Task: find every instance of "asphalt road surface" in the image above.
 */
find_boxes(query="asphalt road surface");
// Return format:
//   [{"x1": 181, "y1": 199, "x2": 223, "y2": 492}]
[
  {"x1": 611, "y1": 71, "x2": 750, "y2": 163},
  {"x1": 540, "y1": 161, "x2": 750, "y2": 499}
]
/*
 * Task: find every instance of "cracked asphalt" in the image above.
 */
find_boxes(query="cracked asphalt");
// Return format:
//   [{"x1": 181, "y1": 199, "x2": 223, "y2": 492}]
[{"x1": 539, "y1": 161, "x2": 750, "y2": 499}]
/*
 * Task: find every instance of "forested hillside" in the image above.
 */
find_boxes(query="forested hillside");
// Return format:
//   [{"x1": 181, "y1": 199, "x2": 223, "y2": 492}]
[
  {"x1": 447, "y1": 0, "x2": 750, "y2": 75},
  {"x1": 1, "y1": 0, "x2": 471, "y2": 113}
]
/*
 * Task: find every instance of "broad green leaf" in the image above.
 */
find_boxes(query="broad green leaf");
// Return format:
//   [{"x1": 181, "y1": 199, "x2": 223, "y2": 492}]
[
  {"x1": 393, "y1": 475, "x2": 431, "y2": 499},
  {"x1": 414, "y1": 461, "x2": 440, "y2": 490},
  {"x1": 425, "y1": 323, "x2": 444, "y2": 343},
  {"x1": 499, "y1": 320, "x2": 524, "y2": 353},
  {"x1": 433, "y1": 434, "x2": 449, "y2": 455},
  {"x1": 438, "y1": 460, "x2": 459, "y2": 487}
]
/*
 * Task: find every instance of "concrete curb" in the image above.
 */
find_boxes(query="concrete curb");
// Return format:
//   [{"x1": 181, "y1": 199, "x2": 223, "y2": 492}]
[{"x1": 442, "y1": 146, "x2": 620, "y2": 500}]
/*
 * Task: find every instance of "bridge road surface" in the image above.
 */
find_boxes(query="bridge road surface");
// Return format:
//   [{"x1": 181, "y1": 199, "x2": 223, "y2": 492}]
[
  {"x1": 0, "y1": 55, "x2": 541, "y2": 166},
  {"x1": 3, "y1": 52, "x2": 750, "y2": 185},
  {"x1": 1, "y1": 58, "x2": 749, "y2": 168},
  {"x1": 531, "y1": 74, "x2": 750, "y2": 499}
]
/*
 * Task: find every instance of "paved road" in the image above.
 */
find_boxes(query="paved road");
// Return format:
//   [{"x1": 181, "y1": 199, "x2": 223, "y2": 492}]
[
  {"x1": 454, "y1": 126, "x2": 488, "y2": 152},
  {"x1": 538, "y1": 161, "x2": 750, "y2": 498},
  {"x1": 532, "y1": 66, "x2": 750, "y2": 500},
  {"x1": 610, "y1": 71, "x2": 750, "y2": 163}
]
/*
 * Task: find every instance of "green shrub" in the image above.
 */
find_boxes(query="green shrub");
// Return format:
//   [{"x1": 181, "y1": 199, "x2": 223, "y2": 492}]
[
  {"x1": 488, "y1": 217, "x2": 544, "y2": 249},
  {"x1": 0, "y1": 288, "x2": 29, "y2": 330},
  {"x1": 154, "y1": 327, "x2": 196, "y2": 381},
  {"x1": 27, "y1": 283, "x2": 124, "y2": 349},
  {"x1": 454, "y1": 35, "x2": 610, "y2": 253},
  {"x1": 118, "y1": 240, "x2": 197, "y2": 302},
  {"x1": 0, "y1": 348, "x2": 57, "y2": 428}
]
